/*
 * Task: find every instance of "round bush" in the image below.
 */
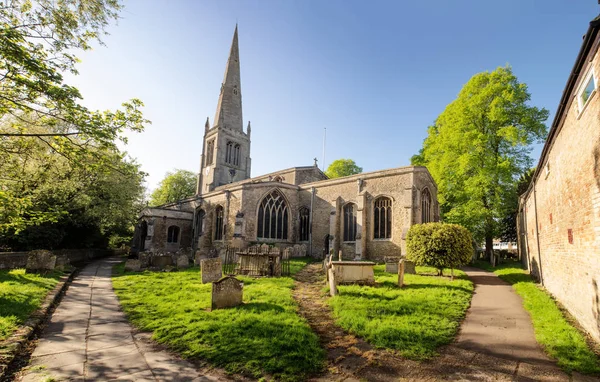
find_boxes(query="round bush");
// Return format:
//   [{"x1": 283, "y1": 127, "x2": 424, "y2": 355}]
[{"x1": 406, "y1": 223, "x2": 473, "y2": 273}]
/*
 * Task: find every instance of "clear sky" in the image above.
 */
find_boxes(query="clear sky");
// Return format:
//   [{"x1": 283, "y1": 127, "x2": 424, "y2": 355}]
[{"x1": 64, "y1": 0, "x2": 600, "y2": 193}]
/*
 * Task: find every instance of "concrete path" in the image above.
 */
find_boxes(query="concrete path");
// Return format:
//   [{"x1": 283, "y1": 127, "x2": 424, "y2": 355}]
[
  {"x1": 456, "y1": 267, "x2": 555, "y2": 366},
  {"x1": 20, "y1": 258, "x2": 223, "y2": 382}
]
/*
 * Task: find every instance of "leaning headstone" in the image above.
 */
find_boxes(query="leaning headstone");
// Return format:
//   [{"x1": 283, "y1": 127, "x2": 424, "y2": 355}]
[
  {"x1": 211, "y1": 276, "x2": 243, "y2": 310},
  {"x1": 26, "y1": 250, "x2": 56, "y2": 272},
  {"x1": 328, "y1": 267, "x2": 338, "y2": 296},
  {"x1": 201, "y1": 258, "x2": 222, "y2": 283},
  {"x1": 404, "y1": 260, "x2": 416, "y2": 274},
  {"x1": 398, "y1": 259, "x2": 405, "y2": 287},
  {"x1": 151, "y1": 255, "x2": 173, "y2": 269},
  {"x1": 385, "y1": 257, "x2": 399, "y2": 273},
  {"x1": 125, "y1": 259, "x2": 141, "y2": 272},
  {"x1": 177, "y1": 254, "x2": 190, "y2": 269}
]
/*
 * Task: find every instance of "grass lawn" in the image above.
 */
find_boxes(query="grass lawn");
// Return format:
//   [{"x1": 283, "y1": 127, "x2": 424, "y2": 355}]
[
  {"x1": 0, "y1": 269, "x2": 62, "y2": 341},
  {"x1": 328, "y1": 265, "x2": 473, "y2": 360},
  {"x1": 473, "y1": 260, "x2": 600, "y2": 375},
  {"x1": 112, "y1": 257, "x2": 324, "y2": 382}
]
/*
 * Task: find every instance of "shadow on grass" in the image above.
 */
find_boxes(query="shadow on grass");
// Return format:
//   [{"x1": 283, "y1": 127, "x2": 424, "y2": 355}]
[{"x1": 238, "y1": 302, "x2": 286, "y2": 313}]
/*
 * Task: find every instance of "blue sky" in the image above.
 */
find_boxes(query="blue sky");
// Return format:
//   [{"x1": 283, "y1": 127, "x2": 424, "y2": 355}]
[{"x1": 64, "y1": 0, "x2": 600, "y2": 193}]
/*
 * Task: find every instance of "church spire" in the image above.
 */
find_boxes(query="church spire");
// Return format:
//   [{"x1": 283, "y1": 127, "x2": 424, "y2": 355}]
[{"x1": 212, "y1": 25, "x2": 243, "y2": 131}]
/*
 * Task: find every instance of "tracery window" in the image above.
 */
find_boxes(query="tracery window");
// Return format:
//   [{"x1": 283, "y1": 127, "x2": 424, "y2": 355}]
[
  {"x1": 234, "y1": 144, "x2": 241, "y2": 166},
  {"x1": 225, "y1": 141, "x2": 234, "y2": 164},
  {"x1": 206, "y1": 140, "x2": 215, "y2": 165},
  {"x1": 214, "y1": 206, "x2": 224, "y2": 241},
  {"x1": 343, "y1": 203, "x2": 357, "y2": 242},
  {"x1": 421, "y1": 188, "x2": 432, "y2": 223},
  {"x1": 257, "y1": 190, "x2": 288, "y2": 240},
  {"x1": 299, "y1": 207, "x2": 310, "y2": 242},
  {"x1": 195, "y1": 209, "x2": 205, "y2": 236},
  {"x1": 373, "y1": 197, "x2": 392, "y2": 239},
  {"x1": 167, "y1": 225, "x2": 180, "y2": 243}
]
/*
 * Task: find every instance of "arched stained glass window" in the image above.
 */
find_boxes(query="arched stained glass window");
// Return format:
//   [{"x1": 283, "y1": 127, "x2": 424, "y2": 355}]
[
  {"x1": 343, "y1": 203, "x2": 357, "y2": 242},
  {"x1": 422, "y1": 189, "x2": 432, "y2": 223},
  {"x1": 299, "y1": 207, "x2": 310, "y2": 242},
  {"x1": 167, "y1": 225, "x2": 180, "y2": 243},
  {"x1": 373, "y1": 197, "x2": 392, "y2": 239},
  {"x1": 214, "y1": 206, "x2": 224, "y2": 240},
  {"x1": 257, "y1": 190, "x2": 288, "y2": 240}
]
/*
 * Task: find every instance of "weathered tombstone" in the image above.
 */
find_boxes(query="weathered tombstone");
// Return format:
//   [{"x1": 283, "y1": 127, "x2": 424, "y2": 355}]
[
  {"x1": 338, "y1": 250, "x2": 343, "y2": 261},
  {"x1": 385, "y1": 257, "x2": 399, "y2": 273},
  {"x1": 138, "y1": 252, "x2": 151, "y2": 268},
  {"x1": 151, "y1": 255, "x2": 173, "y2": 269},
  {"x1": 300, "y1": 244, "x2": 307, "y2": 257},
  {"x1": 201, "y1": 258, "x2": 222, "y2": 283},
  {"x1": 404, "y1": 260, "x2": 416, "y2": 274},
  {"x1": 211, "y1": 276, "x2": 243, "y2": 310},
  {"x1": 177, "y1": 254, "x2": 190, "y2": 269},
  {"x1": 125, "y1": 259, "x2": 141, "y2": 272},
  {"x1": 328, "y1": 267, "x2": 338, "y2": 296},
  {"x1": 398, "y1": 259, "x2": 405, "y2": 287},
  {"x1": 208, "y1": 248, "x2": 218, "y2": 258},
  {"x1": 26, "y1": 250, "x2": 56, "y2": 272},
  {"x1": 323, "y1": 254, "x2": 331, "y2": 272}
]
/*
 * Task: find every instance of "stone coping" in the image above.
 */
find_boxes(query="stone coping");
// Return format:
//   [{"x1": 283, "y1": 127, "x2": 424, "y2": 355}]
[
  {"x1": 0, "y1": 269, "x2": 76, "y2": 379},
  {"x1": 331, "y1": 261, "x2": 376, "y2": 266}
]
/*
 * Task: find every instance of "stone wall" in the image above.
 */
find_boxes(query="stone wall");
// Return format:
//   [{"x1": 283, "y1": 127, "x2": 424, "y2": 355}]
[
  {"x1": 0, "y1": 249, "x2": 121, "y2": 269},
  {"x1": 520, "y1": 44, "x2": 600, "y2": 342}
]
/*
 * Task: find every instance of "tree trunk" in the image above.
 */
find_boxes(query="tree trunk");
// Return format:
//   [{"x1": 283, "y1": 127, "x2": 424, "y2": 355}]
[
  {"x1": 486, "y1": 234, "x2": 495, "y2": 267},
  {"x1": 450, "y1": 268, "x2": 454, "y2": 281}
]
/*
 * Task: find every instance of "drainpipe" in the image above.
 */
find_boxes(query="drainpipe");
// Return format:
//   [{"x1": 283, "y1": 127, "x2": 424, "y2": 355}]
[
  {"x1": 309, "y1": 187, "x2": 315, "y2": 257},
  {"x1": 532, "y1": 178, "x2": 544, "y2": 285}
]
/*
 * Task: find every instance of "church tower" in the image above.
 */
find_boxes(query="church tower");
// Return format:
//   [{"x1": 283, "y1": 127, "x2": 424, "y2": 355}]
[{"x1": 197, "y1": 25, "x2": 252, "y2": 194}]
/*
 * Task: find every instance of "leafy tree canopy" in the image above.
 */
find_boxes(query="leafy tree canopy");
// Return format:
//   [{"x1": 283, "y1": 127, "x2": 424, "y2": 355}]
[
  {"x1": 0, "y1": 0, "x2": 150, "y2": 234},
  {"x1": 325, "y1": 159, "x2": 363, "y2": 179},
  {"x1": 411, "y1": 66, "x2": 548, "y2": 258},
  {"x1": 149, "y1": 170, "x2": 197, "y2": 207}
]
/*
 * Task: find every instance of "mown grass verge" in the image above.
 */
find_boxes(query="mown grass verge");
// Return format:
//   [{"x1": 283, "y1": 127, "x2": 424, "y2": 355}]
[
  {"x1": 473, "y1": 260, "x2": 600, "y2": 375},
  {"x1": 112, "y1": 257, "x2": 324, "y2": 381},
  {"x1": 328, "y1": 265, "x2": 473, "y2": 360},
  {"x1": 0, "y1": 269, "x2": 62, "y2": 341}
]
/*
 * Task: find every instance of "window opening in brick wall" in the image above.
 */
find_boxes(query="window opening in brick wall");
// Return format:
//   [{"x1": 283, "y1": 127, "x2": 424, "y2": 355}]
[
  {"x1": 577, "y1": 70, "x2": 596, "y2": 113},
  {"x1": 214, "y1": 206, "x2": 224, "y2": 240},
  {"x1": 257, "y1": 190, "x2": 288, "y2": 240},
  {"x1": 374, "y1": 197, "x2": 392, "y2": 239},
  {"x1": 167, "y1": 225, "x2": 180, "y2": 243},
  {"x1": 299, "y1": 207, "x2": 310, "y2": 242},
  {"x1": 343, "y1": 203, "x2": 357, "y2": 242},
  {"x1": 421, "y1": 188, "x2": 432, "y2": 223}
]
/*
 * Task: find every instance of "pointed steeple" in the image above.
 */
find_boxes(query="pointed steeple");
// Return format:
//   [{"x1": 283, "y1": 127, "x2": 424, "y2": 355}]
[
  {"x1": 212, "y1": 25, "x2": 243, "y2": 131},
  {"x1": 204, "y1": 117, "x2": 210, "y2": 133}
]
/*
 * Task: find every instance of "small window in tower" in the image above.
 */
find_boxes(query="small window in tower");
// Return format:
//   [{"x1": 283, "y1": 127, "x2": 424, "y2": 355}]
[
  {"x1": 225, "y1": 141, "x2": 234, "y2": 164},
  {"x1": 206, "y1": 140, "x2": 215, "y2": 166},
  {"x1": 233, "y1": 89, "x2": 238, "y2": 95}
]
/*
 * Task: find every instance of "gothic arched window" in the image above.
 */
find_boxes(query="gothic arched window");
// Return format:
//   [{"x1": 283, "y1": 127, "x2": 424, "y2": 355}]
[
  {"x1": 422, "y1": 188, "x2": 432, "y2": 223},
  {"x1": 167, "y1": 225, "x2": 180, "y2": 243},
  {"x1": 299, "y1": 207, "x2": 310, "y2": 242},
  {"x1": 257, "y1": 190, "x2": 289, "y2": 240},
  {"x1": 225, "y1": 141, "x2": 234, "y2": 164},
  {"x1": 206, "y1": 140, "x2": 214, "y2": 165},
  {"x1": 234, "y1": 144, "x2": 241, "y2": 166},
  {"x1": 374, "y1": 197, "x2": 392, "y2": 239},
  {"x1": 343, "y1": 203, "x2": 357, "y2": 242},
  {"x1": 214, "y1": 206, "x2": 224, "y2": 241},
  {"x1": 195, "y1": 209, "x2": 205, "y2": 236}
]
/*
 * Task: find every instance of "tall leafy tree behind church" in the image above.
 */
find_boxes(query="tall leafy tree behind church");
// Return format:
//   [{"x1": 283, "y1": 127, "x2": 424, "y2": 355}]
[
  {"x1": 325, "y1": 159, "x2": 363, "y2": 179},
  {"x1": 411, "y1": 66, "x2": 548, "y2": 263},
  {"x1": 149, "y1": 170, "x2": 197, "y2": 206},
  {"x1": 0, "y1": 0, "x2": 150, "y2": 234}
]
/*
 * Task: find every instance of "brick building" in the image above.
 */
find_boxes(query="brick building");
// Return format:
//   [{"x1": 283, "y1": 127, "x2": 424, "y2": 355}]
[
  {"x1": 131, "y1": 26, "x2": 439, "y2": 262},
  {"x1": 518, "y1": 15, "x2": 600, "y2": 342}
]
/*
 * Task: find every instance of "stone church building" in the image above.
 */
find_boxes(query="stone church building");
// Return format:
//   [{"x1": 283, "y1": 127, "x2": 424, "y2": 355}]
[
  {"x1": 132, "y1": 26, "x2": 439, "y2": 261},
  {"x1": 518, "y1": 15, "x2": 600, "y2": 343}
]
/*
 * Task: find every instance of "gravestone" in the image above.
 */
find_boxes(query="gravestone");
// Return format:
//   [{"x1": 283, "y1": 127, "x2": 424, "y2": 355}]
[
  {"x1": 328, "y1": 267, "x2": 338, "y2": 296},
  {"x1": 151, "y1": 255, "x2": 172, "y2": 269},
  {"x1": 177, "y1": 254, "x2": 190, "y2": 269},
  {"x1": 138, "y1": 252, "x2": 151, "y2": 268},
  {"x1": 299, "y1": 244, "x2": 307, "y2": 257},
  {"x1": 385, "y1": 257, "x2": 399, "y2": 273},
  {"x1": 211, "y1": 276, "x2": 243, "y2": 310},
  {"x1": 125, "y1": 259, "x2": 141, "y2": 272},
  {"x1": 26, "y1": 250, "x2": 56, "y2": 272},
  {"x1": 398, "y1": 259, "x2": 405, "y2": 287},
  {"x1": 404, "y1": 260, "x2": 416, "y2": 274},
  {"x1": 201, "y1": 258, "x2": 222, "y2": 283}
]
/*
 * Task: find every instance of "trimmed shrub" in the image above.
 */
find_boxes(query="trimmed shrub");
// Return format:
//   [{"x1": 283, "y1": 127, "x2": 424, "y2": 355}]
[{"x1": 406, "y1": 223, "x2": 473, "y2": 277}]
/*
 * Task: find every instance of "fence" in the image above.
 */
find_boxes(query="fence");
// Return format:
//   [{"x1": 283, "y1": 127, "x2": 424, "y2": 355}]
[{"x1": 222, "y1": 245, "x2": 291, "y2": 277}]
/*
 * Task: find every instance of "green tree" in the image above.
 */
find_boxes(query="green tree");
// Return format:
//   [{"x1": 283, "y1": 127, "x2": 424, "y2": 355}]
[
  {"x1": 406, "y1": 223, "x2": 473, "y2": 280},
  {"x1": 150, "y1": 170, "x2": 197, "y2": 206},
  {"x1": 0, "y1": 0, "x2": 150, "y2": 230},
  {"x1": 412, "y1": 66, "x2": 548, "y2": 264},
  {"x1": 498, "y1": 167, "x2": 535, "y2": 243},
  {"x1": 325, "y1": 159, "x2": 363, "y2": 179}
]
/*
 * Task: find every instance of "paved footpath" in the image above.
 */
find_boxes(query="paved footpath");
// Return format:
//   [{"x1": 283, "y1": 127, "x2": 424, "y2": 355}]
[{"x1": 20, "y1": 258, "x2": 223, "y2": 382}]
